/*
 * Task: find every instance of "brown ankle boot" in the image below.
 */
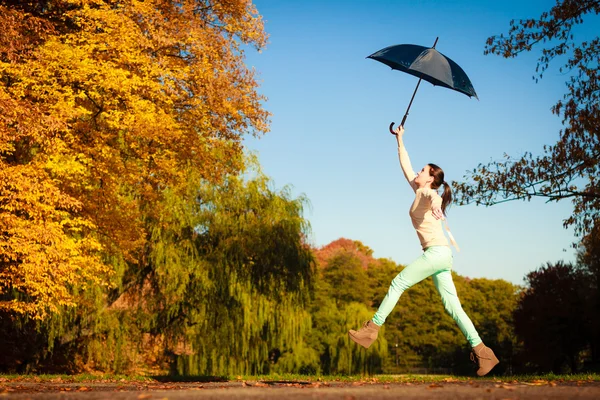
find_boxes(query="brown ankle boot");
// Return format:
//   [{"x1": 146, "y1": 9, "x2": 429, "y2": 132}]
[
  {"x1": 471, "y1": 342, "x2": 499, "y2": 376},
  {"x1": 348, "y1": 320, "x2": 380, "y2": 349}
]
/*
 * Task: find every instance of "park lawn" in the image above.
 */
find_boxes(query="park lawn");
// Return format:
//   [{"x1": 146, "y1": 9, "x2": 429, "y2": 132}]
[{"x1": 0, "y1": 372, "x2": 599, "y2": 384}]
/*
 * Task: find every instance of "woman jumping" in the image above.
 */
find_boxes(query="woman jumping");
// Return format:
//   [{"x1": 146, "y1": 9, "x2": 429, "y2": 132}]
[{"x1": 348, "y1": 125, "x2": 499, "y2": 377}]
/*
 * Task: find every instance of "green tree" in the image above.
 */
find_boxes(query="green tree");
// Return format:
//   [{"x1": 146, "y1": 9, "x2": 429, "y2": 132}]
[
  {"x1": 367, "y1": 258, "x2": 398, "y2": 309},
  {"x1": 307, "y1": 278, "x2": 387, "y2": 375},
  {"x1": 514, "y1": 261, "x2": 589, "y2": 373},
  {"x1": 577, "y1": 222, "x2": 600, "y2": 367},
  {"x1": 322, "y1": 253, "x2": 369, "y2": 306},
  {"x1": 308, "y1": 240, "x2": 388, "y2": 374},
  {"x1": 454, "y1": 277, "x2": 519, "y2": 374},
  {"x1": 454, "y1": 0, "x2": 600, "y2": 239},
  {"x1": 118, "y1": 161, "x2": 316, "y2": 376}
]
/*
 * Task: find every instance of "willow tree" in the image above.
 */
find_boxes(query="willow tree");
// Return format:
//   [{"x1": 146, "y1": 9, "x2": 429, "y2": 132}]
[
  {"x1": 133, "y1": 162, "x2": 315, "y2": 376},
  {"x1": 454, "y1": 0, "x2": 600, "y2": 240},
  {"x1": 0, "y1": 0, "x2": 268, "y2": 317}
]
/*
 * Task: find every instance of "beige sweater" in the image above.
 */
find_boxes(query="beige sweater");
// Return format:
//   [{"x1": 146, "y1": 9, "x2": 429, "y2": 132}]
[{"x1": 397, "y1": 138, "x2": 450, "y2": 250}]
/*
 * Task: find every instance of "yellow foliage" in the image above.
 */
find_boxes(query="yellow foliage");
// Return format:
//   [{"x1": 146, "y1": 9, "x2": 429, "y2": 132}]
[{"x1": 0, "y1": 0, "x2": 269, "y2": 318}]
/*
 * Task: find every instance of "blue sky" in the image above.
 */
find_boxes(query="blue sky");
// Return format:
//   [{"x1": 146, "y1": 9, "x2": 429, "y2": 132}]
[{"x1": 242, "y1": 0, "x2": 599, "y2": 285}]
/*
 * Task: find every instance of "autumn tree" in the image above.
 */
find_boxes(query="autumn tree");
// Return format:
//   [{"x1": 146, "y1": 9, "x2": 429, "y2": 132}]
[
  {"x1": 454, "y1": 0, "x2": 600, "y2": 240},
  {"x1": 0, "y1": 0, "x2": 269, "y2": 318}
]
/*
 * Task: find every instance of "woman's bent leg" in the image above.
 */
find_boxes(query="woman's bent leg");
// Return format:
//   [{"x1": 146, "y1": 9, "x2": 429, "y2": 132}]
[{"x1": 432, "y1": 270, "x2": 482, "y2": 347}]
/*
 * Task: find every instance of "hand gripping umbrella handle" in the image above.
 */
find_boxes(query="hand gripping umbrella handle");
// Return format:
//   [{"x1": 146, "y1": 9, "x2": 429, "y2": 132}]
[{"x1": 389, "y1": 114, "x2": 409, "y2": 135}]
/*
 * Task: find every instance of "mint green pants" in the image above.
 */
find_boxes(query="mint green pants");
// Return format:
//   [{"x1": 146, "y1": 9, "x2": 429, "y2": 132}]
[{"x1": 372, "y1": 246, "x2": 482, "y2": 347}]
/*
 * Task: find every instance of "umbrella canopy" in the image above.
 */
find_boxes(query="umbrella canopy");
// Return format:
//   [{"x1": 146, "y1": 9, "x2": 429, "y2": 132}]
[{"x1": 368, "y1": 44, "x2": 478, "y2": 99}]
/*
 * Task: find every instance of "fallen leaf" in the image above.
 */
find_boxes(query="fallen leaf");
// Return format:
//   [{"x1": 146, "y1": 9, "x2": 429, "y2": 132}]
[
  {"x1": 428, "y1": 383, "x2": 443, "y2": 389},
  {"x1": 523, "y1": 381, "x2": 546, "y2": 386},
  {"x1": 137, "y1": 395, "x2": 152, "y2": 399}
]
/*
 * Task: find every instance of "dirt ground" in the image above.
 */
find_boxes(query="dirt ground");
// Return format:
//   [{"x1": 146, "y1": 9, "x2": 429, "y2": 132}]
[{"x1": 2, "y1": 379, "x2": 600, "y2": 399}]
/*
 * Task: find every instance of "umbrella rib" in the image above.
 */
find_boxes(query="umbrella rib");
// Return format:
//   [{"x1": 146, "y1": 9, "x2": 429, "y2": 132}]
[{"x1": 399, "y1": 37, "x2": 438, "y2": 129}]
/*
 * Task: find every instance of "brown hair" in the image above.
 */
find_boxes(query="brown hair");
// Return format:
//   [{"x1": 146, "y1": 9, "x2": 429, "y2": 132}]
[{"x1": 428, "y1": 163, "x2": 452, "y2": 215}]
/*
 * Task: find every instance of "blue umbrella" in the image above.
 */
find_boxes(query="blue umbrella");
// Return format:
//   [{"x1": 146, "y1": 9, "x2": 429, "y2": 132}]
[{"x1": 368, "y1": 37, "x2": 478, "y2": 133}]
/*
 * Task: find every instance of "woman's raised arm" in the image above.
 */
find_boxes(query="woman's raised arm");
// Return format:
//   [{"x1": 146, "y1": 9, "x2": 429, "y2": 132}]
[{"x1": 393, "y1": 126, "x2": 417, "y2": 191}]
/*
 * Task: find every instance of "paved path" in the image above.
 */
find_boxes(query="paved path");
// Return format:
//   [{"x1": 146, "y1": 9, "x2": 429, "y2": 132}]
[{"x1": 2, "y1": 380, "x2": 600, "y2": 399}]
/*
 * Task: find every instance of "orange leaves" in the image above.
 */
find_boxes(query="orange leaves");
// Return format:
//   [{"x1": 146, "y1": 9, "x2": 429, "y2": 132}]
[
  {"x1": 0, "y1": 161, "x2": 110, "y2": 318},
  {"x1": 0, "y1": 1, "x2": 270, "y2": 318},
  {"x1": 0, "y1": 5, "x2": 56, "y2": 63}
]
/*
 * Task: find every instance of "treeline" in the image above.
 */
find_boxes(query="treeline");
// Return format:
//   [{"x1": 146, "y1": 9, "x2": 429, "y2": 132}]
[
  {"x1": 3, "y1": 215, "x2": 599, "y2": 376},
  {"x1": 304, "y1": 239, "x2": 517, "y2": 376},
  {"x1": 309, "y1": 235, "x2": 600, "y2": 375}
]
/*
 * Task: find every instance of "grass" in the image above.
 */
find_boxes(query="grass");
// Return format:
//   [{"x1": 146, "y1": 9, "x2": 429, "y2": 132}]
[
  {"x1": 1, "y1": 372, "x2": 599, "y2": 384},
  {"x1": 245, "y1": 372, "x2": 600, "y2": 383}
]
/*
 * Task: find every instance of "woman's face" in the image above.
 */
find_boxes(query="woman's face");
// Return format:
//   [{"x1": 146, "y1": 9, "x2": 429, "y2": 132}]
[{"x1": 415, "y1": 165, "x2": 433, "y2": 188}]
